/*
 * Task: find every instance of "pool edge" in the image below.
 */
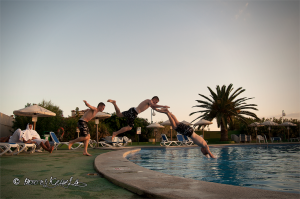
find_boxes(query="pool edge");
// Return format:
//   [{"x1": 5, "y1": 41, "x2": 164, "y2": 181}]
[{"x1": 94, "y1": 146, "x2": 300, "y2": 199}]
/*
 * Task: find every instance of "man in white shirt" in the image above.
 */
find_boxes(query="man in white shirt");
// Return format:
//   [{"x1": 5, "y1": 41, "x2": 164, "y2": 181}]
[
  {"x1": 23, "y1": 124, "x2": 54, "y2": 153},
  {"x1": 8, "y1": 128, "x2": 35, "y2": 143}
]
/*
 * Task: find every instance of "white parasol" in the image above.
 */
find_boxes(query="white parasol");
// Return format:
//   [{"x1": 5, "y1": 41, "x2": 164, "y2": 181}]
[
  {"x1": 248, "y1": 122, "x2": 264, "y2": 142},
  {"x1": 181, "y1": 120, "x2": 193, "y2": 126},
  {"x1": 147, "y1": 123, "x2": 164, "y2": 144},
  {"x1": 261, "y1": 121, "x2": 278, "y2": 140},
  {"x1": 279, "y1": 122, "x2": 297, "y2": 141},
  {"x1": 13, "y1": 104, "x2": 56, "y2": 130}
]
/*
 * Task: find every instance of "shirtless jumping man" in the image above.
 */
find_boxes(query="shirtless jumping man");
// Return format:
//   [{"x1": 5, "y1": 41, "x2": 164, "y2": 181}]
[
  {"x1": 68, "y1": 100, "x2": 105, "y2": 156},
  {"x1": 158, "y1": 108, "x2": 216, "y2": 158},
  {"x1": 107, "y1": 96, "x2": 169, "y2": 141}
]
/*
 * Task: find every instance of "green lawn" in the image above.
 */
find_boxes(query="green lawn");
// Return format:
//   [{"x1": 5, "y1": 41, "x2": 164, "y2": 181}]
[{"x1": 0, "y1": 148, "x2": 144, "y2": 199}]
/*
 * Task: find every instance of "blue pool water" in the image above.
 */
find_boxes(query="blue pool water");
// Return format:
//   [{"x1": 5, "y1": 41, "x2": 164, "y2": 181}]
[{"x1": 126, "y1": 144, "x2": 300, "y2": 193}]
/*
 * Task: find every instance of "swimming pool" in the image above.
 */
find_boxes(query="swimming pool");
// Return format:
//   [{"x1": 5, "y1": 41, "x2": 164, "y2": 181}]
[{"x1": 126, "y1": 144, "x2": 300, "y2": 194}]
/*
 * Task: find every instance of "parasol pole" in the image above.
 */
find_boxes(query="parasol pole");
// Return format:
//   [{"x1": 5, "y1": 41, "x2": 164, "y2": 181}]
[{"x1": 95, "y1": 119, "x2": 99, "y2": 148}]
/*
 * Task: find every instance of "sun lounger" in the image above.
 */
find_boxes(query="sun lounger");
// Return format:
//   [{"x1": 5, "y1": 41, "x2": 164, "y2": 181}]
[
  {"x1": 271, "y1": 137, "x2": 282, "y2": 143},
  {"x1": 183, "y1": 135, "x2": 193, "y2": 145},
  {"x1": 50, "y1": 132, "x2": 83, "y2": 150},
  {"x1": 0, "y1": 143, "x2": 19, "y2": 156},
  {"x1": 122, "y1": 136, "x2": 132, "y2": 146},
  {"x1": 160, "y1": 134, "x2": 180, "y2": 146},
  {"x1": 17, "y1": 143, "x2": 36, "y2": 154},
  {"x1": 256, "y1": 135, "x2": 265, "y2": 143},
  {"x1": 100, "y1": 137, "x2": 127, "y2": 147},
  {"x1": 177, "y1": 134, "x2": 190, "y2": 146}
]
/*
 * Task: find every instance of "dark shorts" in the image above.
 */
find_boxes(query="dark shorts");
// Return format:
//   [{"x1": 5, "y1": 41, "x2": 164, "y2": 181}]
[
  {"x1": 78, "y1": 120, "x2": 89, "y2": 137},
  {"x1": 122, "y1": 107, "x2": 138, "y2": 128},
  {"x1": 175, "y1": 123, "x2": 194, "y2": 137}
]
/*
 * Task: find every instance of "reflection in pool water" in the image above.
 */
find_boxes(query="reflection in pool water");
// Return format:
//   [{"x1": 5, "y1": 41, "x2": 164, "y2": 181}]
[{"x1": 126, "y1": 144, "x2": 300, "y2": 193}]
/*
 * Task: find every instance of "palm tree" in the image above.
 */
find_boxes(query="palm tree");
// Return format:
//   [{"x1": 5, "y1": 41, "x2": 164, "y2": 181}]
[{"x1": 190, "y1": 84, "x2": 259, "y2": 141}]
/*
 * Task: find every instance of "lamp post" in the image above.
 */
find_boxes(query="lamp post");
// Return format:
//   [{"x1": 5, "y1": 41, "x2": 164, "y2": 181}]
[{"x1": 151, "y1": 109, "x2": 156, "y2": 123}]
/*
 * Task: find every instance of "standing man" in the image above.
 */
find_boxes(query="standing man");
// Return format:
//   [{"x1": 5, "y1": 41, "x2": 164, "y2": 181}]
[
  {"x1": 68, "y1": 100, "x2": 105, "y2": 156},
  {"x1": 107, "y1": 96, "x2": 169, "y2": 141}
]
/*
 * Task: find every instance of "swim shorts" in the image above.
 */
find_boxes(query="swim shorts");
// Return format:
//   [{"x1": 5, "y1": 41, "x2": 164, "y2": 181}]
[
  {"x1": 122, "y1": 107, "x2": 138, "y2": 128},
  {"x1": 175, "y1": 122, "x2": 194, "y2": 137},
  {"x1": 78, "y1": 120, "x2": 90, "y2": 137}
]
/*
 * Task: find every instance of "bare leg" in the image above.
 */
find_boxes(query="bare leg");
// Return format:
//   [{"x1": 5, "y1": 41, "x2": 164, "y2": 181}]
[
  {"x1": 160, "y1": 109, "x2": 180, "y2": 128},
  {"x1": 168, "y1": 112, "x2": 180, "y2": 125},
  {"x1": 45, "y1": 141, "x2": 54, "y2": 153},
  {"x1": 40, "y1": 142, "x2": 54, "y2": 153},
  {"x1": 107, "y1": 99, "x2": 123, "y2": 117},
  {"x1": 164, "y1": 112, "x2": 178, "y2": 129},
  {"x1": 45, "y1": 141, "x2": 50, "y2": 148},
  {"x1": 68, "y1": 135, "x2": 91, "y2": 156},
  {"x1": 83, "y1": 134, "x2": 91, "y2": 156},
  {"x1": 112, "y1": 126, "x2": 132, "y2": 141}
]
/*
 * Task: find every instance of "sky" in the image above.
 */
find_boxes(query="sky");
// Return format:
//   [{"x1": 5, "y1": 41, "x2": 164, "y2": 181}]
[{"x1": 1, "y1": 0, "x2": 299, "y2": 131}]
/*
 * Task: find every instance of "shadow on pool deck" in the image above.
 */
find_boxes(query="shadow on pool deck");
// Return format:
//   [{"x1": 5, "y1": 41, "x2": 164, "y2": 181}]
[
  {"x1": 94, "y1": 143, "x2": 300, "y2": 199},
  {"x1": 0, "y1": 148, "x2": 144, "y2": 199}
]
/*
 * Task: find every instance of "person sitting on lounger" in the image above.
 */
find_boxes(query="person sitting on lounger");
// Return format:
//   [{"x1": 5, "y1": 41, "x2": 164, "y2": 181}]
[
  {"x1": 23, "y1": 123, "x2": 54, "y2": 153},
  {"x1": 8, "y1": 128, "x2": 36, "y2": 144},
  {"x1": 158, "y1": 108, "x2": 216, "y2": 158}
]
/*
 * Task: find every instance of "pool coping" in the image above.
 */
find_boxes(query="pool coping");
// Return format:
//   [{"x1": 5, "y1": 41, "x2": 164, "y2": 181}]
[{"x1": 94, "y1": 143, "x2": 300, "y2": 199}]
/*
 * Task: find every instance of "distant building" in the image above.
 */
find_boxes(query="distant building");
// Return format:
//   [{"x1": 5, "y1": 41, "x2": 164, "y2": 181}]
[
  {"x1": 0, "y1": 112, "x2": 14, "y2": 137},
  {"x1": 71, "y1": 110, "x2": 86, "y2": 117}
]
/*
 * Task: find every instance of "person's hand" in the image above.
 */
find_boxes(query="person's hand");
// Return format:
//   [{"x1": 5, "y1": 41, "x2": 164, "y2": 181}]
[
  {"x1": 165, "y1": 106, "x2": 170, "y2": 108},
  {"x1": 83, "y1": 100, "x2": 87, "y2": 103}
]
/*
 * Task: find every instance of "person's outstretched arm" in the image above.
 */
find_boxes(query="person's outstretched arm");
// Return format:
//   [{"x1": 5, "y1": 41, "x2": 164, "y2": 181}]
[
  {"x1": 83, "y1": 100, "x2": 97, "y2": 111},
  {"x1": 206, "y1": 147, "x2": 216, "y2": 158},
  {"x1": 149, "y1": 100, "x2": 170, "y2": 109}
]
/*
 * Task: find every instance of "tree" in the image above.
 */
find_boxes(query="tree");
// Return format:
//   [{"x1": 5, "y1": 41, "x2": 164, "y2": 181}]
[
  {"x1": 103, "y1": 113, "x2": 150, "y2": 141},
  {"x1": 190, "y1": 84, "x2": 259, "y2": 141},
  {"x1": 12, "y1": 100, "x2": 64, "y2": 136}
]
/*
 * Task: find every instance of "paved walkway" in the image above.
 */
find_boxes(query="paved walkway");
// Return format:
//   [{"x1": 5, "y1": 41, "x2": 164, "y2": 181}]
[{"x1": 94, "y1": 143, "x2": 300, "y2": 199}]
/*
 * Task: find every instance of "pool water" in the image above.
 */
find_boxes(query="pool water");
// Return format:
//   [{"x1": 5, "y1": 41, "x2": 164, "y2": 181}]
[{"x1": 126, "y1": 144, "x2": 300, "y2": 193}]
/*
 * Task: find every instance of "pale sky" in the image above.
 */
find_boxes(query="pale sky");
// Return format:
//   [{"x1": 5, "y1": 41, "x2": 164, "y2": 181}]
[{"x1": 1, "y1": 0, "x2": 299, "y2": 131}]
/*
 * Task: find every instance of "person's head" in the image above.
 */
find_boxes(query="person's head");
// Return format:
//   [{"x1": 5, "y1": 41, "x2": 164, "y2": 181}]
[
  {"x1": 151, "y1": 96, "x2": 159, "y2": 104},
  {"x1": 97, "y1": 102, "x2": 105, "y2": 112},
  {"x1": 201, "y1": 147, "x2": 209, "y2": 157},
  {"x1": 28, "y1": 123, "x2": 33, "y2": 130}
]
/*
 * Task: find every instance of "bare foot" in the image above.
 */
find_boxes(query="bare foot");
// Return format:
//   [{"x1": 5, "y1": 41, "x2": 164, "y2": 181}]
[
  {"x1": 83, "y1": 153, "x2": 92, "y2": 156},
  {"x1": 111, "y1": 132, "x2": 118, "y2": 142},
  {"x1": 107, "y1": 99, "x2": 116, "y2": 104},
  {"x1": 68, "y1": 142, "x2": 73, "y2": 150},
  {"x1": 49, "y1": 146, "x2": 54, "y2": 153}
]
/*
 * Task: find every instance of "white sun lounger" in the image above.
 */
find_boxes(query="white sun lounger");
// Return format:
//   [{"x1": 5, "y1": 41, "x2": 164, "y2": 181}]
[
  {"x1": 183, "y1": 135, "x2": 194, "y2": 145},
  {"x1": 0, "y1": 143, "x2": 20, "y2": 156},
  {"x1": 17, "y1": 143, "x2": 36, "y2": 154},
  {"x1": 160, "y1": 134, "x2": 179, "y2": 146},
  {"x1": 100, "y1": 137, "x2": 127, "y2": 147}
]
